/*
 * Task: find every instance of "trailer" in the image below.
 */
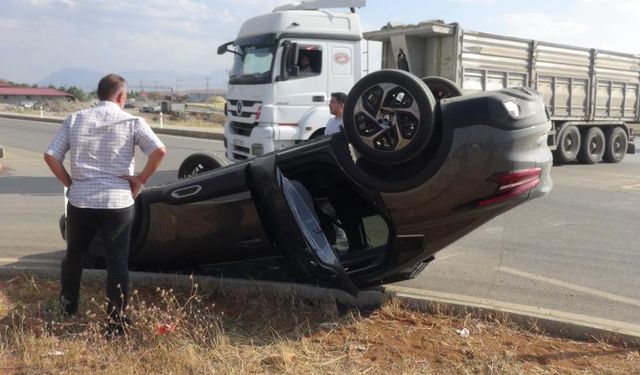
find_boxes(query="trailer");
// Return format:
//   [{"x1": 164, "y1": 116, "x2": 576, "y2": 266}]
[{"x1": 365, "y1": 20, "x2": 638, "y2": 163}]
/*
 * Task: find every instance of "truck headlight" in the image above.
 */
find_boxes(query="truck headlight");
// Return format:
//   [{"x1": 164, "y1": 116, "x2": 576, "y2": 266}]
[{"x1": 252, "y1": 143, "x2": 264, "y2": 156}]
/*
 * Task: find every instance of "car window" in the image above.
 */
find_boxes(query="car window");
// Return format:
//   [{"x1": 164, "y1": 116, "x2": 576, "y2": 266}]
[{"x1": 362, "y1": 215, "x2": 389, "y2": 247}]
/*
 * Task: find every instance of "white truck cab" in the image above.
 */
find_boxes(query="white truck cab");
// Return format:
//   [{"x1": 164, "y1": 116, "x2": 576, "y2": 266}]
[{"x1": 219, "y1": 0, "x2": 364, "y2": 161}]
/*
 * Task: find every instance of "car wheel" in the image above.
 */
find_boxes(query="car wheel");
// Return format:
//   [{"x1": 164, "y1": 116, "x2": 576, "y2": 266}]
[
  {"x1": 58, "y1": 214, "x2": 66, "y2": 241},
  {"x1": 421, "y1": 76, "x2": 462, "y2": 100},
  {"x1": 59, "y1": 214, "x2": 106, "y2": 268},
  {"x1": 553, "y1": 125, "x2": 581, "y2": 163},
  {"x1": 577, "y1": 127, "x2": 605, "y2": 164},
  {"x1": 178, "y1": 151, "x2": 231, "y2": 179},
  {"x1": 343, "y1": 69, "x2": 436, "y2": 165},
  {"x1": 603, "y1": 127, "x2": 628, "y2": 163}
]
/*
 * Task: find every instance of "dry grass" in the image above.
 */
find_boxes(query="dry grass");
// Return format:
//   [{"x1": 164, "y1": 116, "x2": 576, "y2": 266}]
[{"x1": 0, "y1": 275, "x2": 638, "y2": 374}]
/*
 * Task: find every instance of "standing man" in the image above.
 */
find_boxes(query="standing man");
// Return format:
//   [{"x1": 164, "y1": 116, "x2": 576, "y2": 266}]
[
  {"x1": 44, "y1": 74, "x2": 166, "y2": 333},
  {"x1": 324, "y1": 92, "x2": 346, "y2": 136}
]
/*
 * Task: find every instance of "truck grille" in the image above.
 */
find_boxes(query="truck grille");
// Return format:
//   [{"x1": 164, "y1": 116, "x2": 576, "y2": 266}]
[
  {"x1": 229, "y1": 111, "x2": 253, "y2": 118},
  {"x1": 230, "y1": 121, "x2": 258, "y2": 137},
  {"x1": 228, "y1": 99, "x2": 257, "y2": 107},
  {"x1": 232, "y1": 153, "x2": 249, "y2": 160}
]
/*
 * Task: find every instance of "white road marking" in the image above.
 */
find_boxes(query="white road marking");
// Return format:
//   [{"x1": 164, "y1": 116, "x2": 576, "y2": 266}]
[
  {"x1": 498, "y1": 266, "x2": 640, "y2": 308},
  {"x1": 435, "y1": 252, "x2": 462, "y2": 261},
  {"x1": 0, "y1": 257, "x2": 60, "y2": 265}
]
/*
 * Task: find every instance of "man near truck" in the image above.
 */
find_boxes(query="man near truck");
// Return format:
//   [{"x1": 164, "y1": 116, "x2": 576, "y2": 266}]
[
  {"x1": 44, "y1": 73, "x2": 166, "y2": 336},
  {"x1": 324, "y1": 92, "x2": 347, "y2": 136}
]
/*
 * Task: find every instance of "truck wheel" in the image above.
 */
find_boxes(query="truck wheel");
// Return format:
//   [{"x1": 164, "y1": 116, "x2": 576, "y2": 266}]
[
  {"x1": 577, "y1": 127, "x2": 605, "y2": 164},
  {"x1": 553, "y1": 125, "x2": 581, "y2": 163},
  {"x1": 603, "y1": 127, "x2": 628, "y2": 163},
  {"x1": 308, "y1": 129, "x2": 326, "y2": 140},
  {"x1": 421, "y1": 76, "x2": 462, "y2": 100},
  {"x1": 178, "y1": 151, "x2": 231, "y2": 179},
  {"x1": 343, "y1": 69, "x2": 436, "y2": 165}
]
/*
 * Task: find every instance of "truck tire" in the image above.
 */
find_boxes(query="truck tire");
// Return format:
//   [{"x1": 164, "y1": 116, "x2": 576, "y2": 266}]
[
  {"x1": 421, "y1": 76, "x2": 462, "y2": 100},
  {"x1": 577, "y1": 127, "x2": 605, "y2": 164},
  {"x1": 553, "y1": 125, "x2": 581, "y2": 163},
  {"x1": 308, "y1": 129, "x2": 326, "y2": 140},
  {"x1": 603, "y1": 127, "x2": 628, "y2": 163},
  {"x1": 343, "y1": 69, "x2": 436, "y2": 165},
  {"x1": 178, "y1": 151, "x2": 231, "y2": 179}
]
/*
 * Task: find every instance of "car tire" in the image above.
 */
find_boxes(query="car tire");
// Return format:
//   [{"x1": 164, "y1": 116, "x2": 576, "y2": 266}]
[
  {"x1": 553, "y1": 125, "x2": 581, "y2": 163},
  {"x1": 343, "y1": 69, "x2": 437, "y2": 165},
  {"x1": 421, "y1": 76, "x2": 462, "y2": 100},
  {"x1": 59, "y1": 214, "x2": 106, "y2": 268},
  {"x1": 602, "y1": 127, "x2": 628, "y2": 163},
  {"x1": 58, "y1": 214, "x2": 67, "y2": 241},
  {"x1": 577, "y1": 127, "x2": 605, "y2": 164},
  {"x1": 178, "y1": 151, "x2": 231, "y2": 179}
]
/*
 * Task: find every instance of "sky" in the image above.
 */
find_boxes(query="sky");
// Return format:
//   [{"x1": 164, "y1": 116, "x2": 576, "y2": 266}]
[{"x1": 0, "y1": 0, "x2": 638, "y2": 86}]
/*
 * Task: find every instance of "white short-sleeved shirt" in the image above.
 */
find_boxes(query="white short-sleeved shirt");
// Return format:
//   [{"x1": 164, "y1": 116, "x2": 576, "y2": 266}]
[
  {"x1": 46, "y1": 101, "x2": 165, "y2": 209},
  {"x1": 324, "y1": 116, "x2": 343, "y2": 136}
]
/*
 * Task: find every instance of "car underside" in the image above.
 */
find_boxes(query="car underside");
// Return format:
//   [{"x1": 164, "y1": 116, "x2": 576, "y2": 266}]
[{"x1": 60, "y1": 70, "x2": 553, "y2": 295}]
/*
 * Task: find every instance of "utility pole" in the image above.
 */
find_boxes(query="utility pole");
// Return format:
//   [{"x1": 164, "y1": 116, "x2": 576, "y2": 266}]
[{"x1": 205, "y1": 77, "x2": 210, "y2": 93}]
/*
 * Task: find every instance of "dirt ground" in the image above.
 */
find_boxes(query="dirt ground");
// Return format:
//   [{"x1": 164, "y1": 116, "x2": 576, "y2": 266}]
[{"x1": 0, "y1": 275, "x2": 638, "y2": 374}]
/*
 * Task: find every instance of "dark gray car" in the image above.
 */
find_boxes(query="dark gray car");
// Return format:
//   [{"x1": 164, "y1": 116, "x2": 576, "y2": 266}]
[{"x1": 61, "y1": 70, "x2": 553, "y2": 295}]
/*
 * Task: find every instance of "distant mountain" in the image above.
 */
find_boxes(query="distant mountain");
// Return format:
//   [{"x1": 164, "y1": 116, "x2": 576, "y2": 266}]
[
  {"x1": 37, "y1": 68, "x2": 228, "y2": 92},
  {"x1": 37, "y1": 68, "x2": 105, "y2": 91}
]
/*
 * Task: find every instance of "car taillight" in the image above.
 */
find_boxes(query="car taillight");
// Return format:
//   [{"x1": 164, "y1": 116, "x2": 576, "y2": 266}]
[{"x1": 477, "y1": 167, "x2": 542, "y2": 206}]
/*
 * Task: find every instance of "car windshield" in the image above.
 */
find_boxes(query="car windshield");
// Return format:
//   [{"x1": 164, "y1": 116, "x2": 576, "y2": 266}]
[{"x1": 229, "y1": 44, "x2": 275, "y2": 85}]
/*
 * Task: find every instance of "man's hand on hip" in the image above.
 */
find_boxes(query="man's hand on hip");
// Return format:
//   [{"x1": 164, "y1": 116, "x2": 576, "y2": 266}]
[{"x1": 121, "y1": 175, "x2": 144, "y2": 198}]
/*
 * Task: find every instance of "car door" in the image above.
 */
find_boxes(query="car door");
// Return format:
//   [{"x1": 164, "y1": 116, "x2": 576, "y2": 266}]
[{"x1": 248, "y1": 154, "x2": 359, "y2": 295}]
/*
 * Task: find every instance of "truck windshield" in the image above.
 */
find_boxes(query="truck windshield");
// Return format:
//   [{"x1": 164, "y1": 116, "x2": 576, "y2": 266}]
[{"x1": 229, "y1": 44, "x2": 275, "y2": 85}]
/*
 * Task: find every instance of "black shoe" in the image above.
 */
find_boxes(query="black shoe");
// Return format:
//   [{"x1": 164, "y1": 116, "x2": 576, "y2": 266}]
[{"x1": 59, "y1": 294, "x2": 78, "y2": 316}]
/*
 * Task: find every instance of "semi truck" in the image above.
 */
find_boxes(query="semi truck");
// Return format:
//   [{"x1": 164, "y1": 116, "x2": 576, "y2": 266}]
[{"x1": 218, "y1": 0, "x2": 637, "y2": 165}]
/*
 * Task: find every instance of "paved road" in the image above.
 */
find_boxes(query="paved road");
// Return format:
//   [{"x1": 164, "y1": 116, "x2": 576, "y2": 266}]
[{"x1": 1, "y1": 117, "x2": 639, "y2": 327}]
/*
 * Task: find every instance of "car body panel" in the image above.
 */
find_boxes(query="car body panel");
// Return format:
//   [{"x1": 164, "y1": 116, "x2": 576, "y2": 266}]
[{"x1": 59, "y1": 75, "x2": 553, "y2": 295}]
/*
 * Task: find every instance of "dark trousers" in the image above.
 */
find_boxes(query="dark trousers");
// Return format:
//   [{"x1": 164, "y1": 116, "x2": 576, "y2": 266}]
[{"x1": 62, "y1": 203, "x2": 135, "y2": 319}]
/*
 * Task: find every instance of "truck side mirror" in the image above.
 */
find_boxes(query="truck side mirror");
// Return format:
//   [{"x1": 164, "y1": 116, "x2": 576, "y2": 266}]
[{"x1": 217, "y1": 41, "x2": 233, "y2": 55}]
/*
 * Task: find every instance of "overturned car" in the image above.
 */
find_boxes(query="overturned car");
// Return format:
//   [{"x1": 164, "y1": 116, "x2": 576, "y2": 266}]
[{"x1": 61, "y1": 70, "x2": 553, "y2": 295}]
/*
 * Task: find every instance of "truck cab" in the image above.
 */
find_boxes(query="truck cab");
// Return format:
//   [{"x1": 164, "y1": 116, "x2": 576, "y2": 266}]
[{"x1": 219, "y1": 0, "x2": 364, "y2": 161}]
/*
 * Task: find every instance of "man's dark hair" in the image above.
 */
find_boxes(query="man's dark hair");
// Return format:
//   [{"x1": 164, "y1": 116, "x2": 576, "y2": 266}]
[
  {"x1": 331, "y1": 92, "x2": 347, "y2": 104},
  {"x1": 97, "y1": 74, "x2": 126, "y2": 101}
]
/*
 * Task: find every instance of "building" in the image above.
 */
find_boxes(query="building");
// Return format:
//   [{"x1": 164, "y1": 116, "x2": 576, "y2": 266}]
[{"x1": 0, "y1": 87, "x2": 75, "y2": 107}]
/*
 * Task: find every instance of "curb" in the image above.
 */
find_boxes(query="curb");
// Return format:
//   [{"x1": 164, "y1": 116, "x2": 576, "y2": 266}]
[
  {"x1": 1, "y1": 265, "x2": 638, "y2": 347},
  {"x1": 0, "y1": 113, "x2": 223, "y2": 140}
]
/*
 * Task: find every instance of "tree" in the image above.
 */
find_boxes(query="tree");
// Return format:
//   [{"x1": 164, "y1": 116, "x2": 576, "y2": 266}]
[{"x1": 66, "y1": 86, "x2": 88, "y2": 102}]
